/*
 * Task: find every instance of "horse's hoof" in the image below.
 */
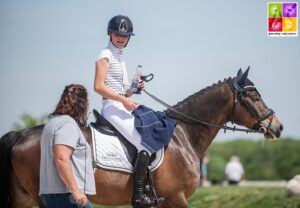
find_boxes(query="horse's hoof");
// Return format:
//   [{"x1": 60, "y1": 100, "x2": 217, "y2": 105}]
[
  {"x1": 132, "y1": 195, "x2": 156, "y2": 208},
  {"x1": 154, "y1": 197, "x2": 165, "y2": 206}
]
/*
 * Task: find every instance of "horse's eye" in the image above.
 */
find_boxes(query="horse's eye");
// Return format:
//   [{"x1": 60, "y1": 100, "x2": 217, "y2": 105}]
[{"x1": 246, "y1": 91, "x2": 260, "y2": 101}]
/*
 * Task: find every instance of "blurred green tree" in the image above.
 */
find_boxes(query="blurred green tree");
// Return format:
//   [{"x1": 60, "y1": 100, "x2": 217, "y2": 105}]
[
  {"x1": 207, "y1": 154, "x2": 226, "y2": 184},
  {"x1": 207, "y1": 139, "x2": 300, "y2": 182},
  {"x1": 12, "y1": 113, "x2": 47, "y2": 131}
]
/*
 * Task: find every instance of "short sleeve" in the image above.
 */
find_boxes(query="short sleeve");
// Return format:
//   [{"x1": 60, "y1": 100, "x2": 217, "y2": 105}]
[
  {"x1": 53, "y1": 121, "x2": 79, "y2": 149},
  {"x1": 96, "y1": 49, "x2": 112, "y2": 62}
]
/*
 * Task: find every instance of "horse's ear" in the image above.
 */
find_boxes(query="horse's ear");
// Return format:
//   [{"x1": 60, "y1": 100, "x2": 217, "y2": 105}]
[
  {"x1": 245, "y1": 66, "x2": 250, "y2": 75},
  {"x1": 237, "y1": 68, "x2": 243, "y2": 77},
  {"x1": 238, "y1": 67, "x2": 250, "y2": 85},
  {"x1": 243, "y1": 66, "x2": 250, "y2": 79}
]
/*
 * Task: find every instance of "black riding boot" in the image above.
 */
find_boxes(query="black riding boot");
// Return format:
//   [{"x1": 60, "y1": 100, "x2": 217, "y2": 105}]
[{"x1": 131, "y1": 150, "x2": 156, "y2": 208}]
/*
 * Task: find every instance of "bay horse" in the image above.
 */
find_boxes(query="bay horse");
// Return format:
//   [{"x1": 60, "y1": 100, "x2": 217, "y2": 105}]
[{"x1": 0, "y1": 68, "x2": 283, "y2": 208}]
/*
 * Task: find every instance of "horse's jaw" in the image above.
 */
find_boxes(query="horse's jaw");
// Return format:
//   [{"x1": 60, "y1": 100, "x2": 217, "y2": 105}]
[
  {"x1": 259, "y1": 116, "x2": 284, "y2": 139},
  {"x1": 263, "y1": 130, "x2": 278, "y2": 140}
]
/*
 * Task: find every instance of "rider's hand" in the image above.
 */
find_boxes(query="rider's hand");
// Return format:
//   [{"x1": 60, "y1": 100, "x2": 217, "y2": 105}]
[
  {"x1": 122, "y1": 97, "x2": 139, "y2": 111},
  {"x1": 138, "y1": 81, "x2": 144, "y2": 91},
  {"x1": 72, "y1": 190, "x2": 88, "y2": 206}
]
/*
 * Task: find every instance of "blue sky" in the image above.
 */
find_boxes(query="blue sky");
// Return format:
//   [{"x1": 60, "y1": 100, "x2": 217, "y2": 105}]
[{"x1": 1, "y1": 0, "x2": 299, "y2": 142}]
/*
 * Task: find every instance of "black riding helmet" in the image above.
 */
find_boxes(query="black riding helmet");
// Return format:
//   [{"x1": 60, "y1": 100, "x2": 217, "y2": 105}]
[{"x1": 107, "y1": 15, "x2": 135, "y2": 36}]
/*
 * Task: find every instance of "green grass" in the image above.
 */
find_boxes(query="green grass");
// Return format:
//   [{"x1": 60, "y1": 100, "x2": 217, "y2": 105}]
[
  {"x1": 188, "y1": 186, "x2": 300, "y2": 208},
  {"x1": 92, "y1": 186, "x2": 300, "y2": 208}
]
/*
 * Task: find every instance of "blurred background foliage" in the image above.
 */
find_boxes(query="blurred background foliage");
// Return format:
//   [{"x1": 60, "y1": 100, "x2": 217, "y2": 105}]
[
  {"x1": 207, "y1": 138, "x2": 300, "y2": 183},
  {"x1": 12, "y1": 113, "x2": 47, "y2": 131}
]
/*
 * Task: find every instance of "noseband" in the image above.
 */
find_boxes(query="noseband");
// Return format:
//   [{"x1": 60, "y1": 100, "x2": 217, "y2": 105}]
[{"x1": 231, "y1": 78, "x2": 274, "y2": 133}]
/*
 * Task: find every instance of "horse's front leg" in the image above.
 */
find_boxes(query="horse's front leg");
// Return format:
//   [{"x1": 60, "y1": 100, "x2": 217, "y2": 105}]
[{"x1": 161, "y1": 192, "x2": 189, "y2": 208}]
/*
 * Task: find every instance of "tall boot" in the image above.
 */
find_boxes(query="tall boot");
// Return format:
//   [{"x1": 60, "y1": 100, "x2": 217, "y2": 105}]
[{"x1": 131, "y1": 150, "x2": 156, "y2": 208}]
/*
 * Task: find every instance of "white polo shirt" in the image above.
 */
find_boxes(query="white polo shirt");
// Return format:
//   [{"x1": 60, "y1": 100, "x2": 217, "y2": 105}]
[{"x1": 96, "y1": 42, "x2": 129, "y2": 96}]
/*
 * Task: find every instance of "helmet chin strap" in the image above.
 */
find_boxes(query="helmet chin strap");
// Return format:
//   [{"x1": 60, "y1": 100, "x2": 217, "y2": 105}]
[{"x1": 124, "y1": 36, "x2": 130, "y2": 47}]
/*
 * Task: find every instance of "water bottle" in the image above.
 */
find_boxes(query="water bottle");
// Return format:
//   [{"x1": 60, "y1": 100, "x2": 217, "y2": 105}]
[{"x1": 130, "y1": 65, "x2": 142, "y2": 93}]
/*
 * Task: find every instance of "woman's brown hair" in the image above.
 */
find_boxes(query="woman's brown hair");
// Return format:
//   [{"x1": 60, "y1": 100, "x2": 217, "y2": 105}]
[{"x1": 50, "y1": 84, "x2": 88, "y2": 128}]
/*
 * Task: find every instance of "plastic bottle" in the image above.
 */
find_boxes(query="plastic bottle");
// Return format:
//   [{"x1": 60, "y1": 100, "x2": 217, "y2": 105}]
[{"x1": 130, "y1": 65, "x2": 142, "y2": 93}]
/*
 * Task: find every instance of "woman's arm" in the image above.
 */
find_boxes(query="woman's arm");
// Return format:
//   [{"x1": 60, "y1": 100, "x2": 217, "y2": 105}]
[
  {"x1": 54, "y1": 144, "x2": 88, "y2": 206},
  {"x1": 94, "y1": 58, "x2": 138, "y2": 111}
]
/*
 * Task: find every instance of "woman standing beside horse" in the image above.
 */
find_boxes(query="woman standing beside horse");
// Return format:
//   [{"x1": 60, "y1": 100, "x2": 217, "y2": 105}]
[{"x1": 39, "y1": 84, "x2": 96, "y2": 208}]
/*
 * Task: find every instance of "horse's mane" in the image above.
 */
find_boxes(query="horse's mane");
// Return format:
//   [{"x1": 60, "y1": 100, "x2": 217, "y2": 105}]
[{"x1": 166, "y1": 77, "x2": 233, "y2": 112}]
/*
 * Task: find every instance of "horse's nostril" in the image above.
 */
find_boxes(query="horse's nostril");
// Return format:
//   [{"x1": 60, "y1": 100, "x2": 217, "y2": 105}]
[{"x1": 279, "y1": 124, "x2": 284, "y2": 131}]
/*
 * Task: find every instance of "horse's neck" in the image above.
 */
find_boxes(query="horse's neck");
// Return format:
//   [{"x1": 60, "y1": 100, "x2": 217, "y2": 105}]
[{"x1": 170, "y1": 82, "x2": 234, "y2": 156}]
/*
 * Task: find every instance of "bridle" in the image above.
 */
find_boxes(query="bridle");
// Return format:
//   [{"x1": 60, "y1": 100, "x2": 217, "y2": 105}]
[
  {"x1": 230, "y1": 77, "x2": 275, "y2": 134},
  {"x1": 142, "y1": 75, "x2": 274, "y2": 134}
]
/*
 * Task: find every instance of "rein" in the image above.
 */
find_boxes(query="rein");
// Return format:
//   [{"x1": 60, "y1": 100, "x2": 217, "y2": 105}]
[
  {"x1": 141, "y1": 73, "x2": 275, "y2": 134},
  {"x1": 143, "y1": 89, "x2": 257, "y2": 133}
]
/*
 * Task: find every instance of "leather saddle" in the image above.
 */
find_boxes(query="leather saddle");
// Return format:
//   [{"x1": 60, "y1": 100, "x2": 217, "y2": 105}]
[{"x1": 90, "y1": 109, "x2": 155, "y2": 165}]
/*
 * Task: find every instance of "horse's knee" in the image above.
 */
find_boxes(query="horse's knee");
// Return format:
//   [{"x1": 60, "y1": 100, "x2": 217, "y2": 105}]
[
  {"x1": 161, "y1": 193, "x2": 189, "y2": 208},
  {"x1": 161, "y1": 201, "x2": 189, "y2": 208}
]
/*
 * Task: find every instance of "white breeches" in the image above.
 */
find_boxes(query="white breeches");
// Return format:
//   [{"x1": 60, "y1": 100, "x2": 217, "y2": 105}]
[{"x1": 101, "y1": 100, "x2": 149, "y2": 153}]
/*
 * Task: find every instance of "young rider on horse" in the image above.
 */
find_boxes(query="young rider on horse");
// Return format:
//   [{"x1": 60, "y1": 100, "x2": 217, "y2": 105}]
[{"x1": 94, "y1": 15, "x2": 160, "y2": 207}]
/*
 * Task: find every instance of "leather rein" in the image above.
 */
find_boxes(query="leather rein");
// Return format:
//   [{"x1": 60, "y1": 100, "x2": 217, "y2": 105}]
[{"x1": 142, "y1": 77, "x2": 274, "y2": 134}]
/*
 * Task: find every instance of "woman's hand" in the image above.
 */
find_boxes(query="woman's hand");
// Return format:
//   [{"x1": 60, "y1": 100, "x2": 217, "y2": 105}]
[
  {"x1": 72, "y1": 190, "x2": 89, "y2": 206},
  {"x1": 121, "y1": 97, "x2": 139, "y2": 111}
]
